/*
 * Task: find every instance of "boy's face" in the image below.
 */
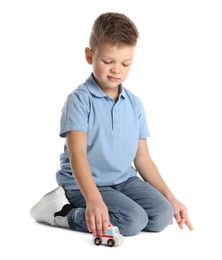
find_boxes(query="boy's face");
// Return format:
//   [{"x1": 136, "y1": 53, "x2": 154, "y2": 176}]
[{"x1": 85, "y1": 43, "x2": 135, "y2": 97}]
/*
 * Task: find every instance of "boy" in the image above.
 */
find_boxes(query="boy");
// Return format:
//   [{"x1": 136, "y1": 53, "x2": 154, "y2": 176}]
[{"x1": 30, "y1": 12, "x2": 193, "y2": 236}]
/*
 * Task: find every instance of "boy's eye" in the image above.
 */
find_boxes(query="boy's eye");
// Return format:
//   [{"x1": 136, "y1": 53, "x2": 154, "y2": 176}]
[
  {"x1": 103, "y1": 60, "x2": 112, "y2": 64},
  {"x1": 102, "y1": 60, "x2": 131, "y2": 67}
]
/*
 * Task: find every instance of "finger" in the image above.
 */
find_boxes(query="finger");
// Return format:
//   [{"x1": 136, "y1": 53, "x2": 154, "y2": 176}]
[
  {"x1": 85, "y1": 214, "x2": 91, "y2": 232},
  {"x1": 102, "y1": 217, "x2": 110, "y2": 234},
  {"x1": 86, "y1": 215, "x2": 96, "y2": 234},
  {"x1": 174, "y1": 212, "x2": 181, "y2": 223},
  {"x1": 95, "y1": 215, "x2": 103, "y2": 236},
  {"x1": 178, "y1": 209, "x2": 187, "y2": 228},
  {"x1": 178, "y1": 218, "x2": 186, "y2": 229},
  {"x1": 185, "y1": 218, "x2": 194, "y2": 231}
]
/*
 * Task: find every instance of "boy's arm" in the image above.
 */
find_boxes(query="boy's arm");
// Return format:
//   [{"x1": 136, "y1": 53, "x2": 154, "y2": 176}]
[
  {"x1": 134, "y1": 139, "x2": 193, "y2": 230},
  {"x1": 66, "y1": 130, "x2": 110, "y2": 235}
]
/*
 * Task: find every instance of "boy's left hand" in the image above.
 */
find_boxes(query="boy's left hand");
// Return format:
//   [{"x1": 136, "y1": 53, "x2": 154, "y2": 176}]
[{"x1": 172, "y1": 199, "x2": 193, "y2": 231}]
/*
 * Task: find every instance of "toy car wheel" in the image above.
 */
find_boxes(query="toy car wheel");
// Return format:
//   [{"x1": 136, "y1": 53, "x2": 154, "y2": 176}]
[
  {"x1": 107, "y1": 239, "x2": 115, "y2": 247},
  {"x1": 94, "y1": 237, "x2": 102, "y2": 246}
]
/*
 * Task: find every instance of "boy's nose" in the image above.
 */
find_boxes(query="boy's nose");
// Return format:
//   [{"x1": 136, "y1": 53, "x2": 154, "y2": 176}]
[{"x1": 110, "y1": 64, "x2": 120, "y2": 74}]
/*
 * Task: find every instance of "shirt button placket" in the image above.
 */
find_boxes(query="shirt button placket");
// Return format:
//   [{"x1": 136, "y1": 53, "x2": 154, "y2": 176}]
[{"x1": 112, "y1": 105, "x2": 119, "y2": 134}]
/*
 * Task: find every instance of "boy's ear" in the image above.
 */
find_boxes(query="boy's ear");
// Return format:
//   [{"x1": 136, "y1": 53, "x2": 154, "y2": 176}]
[{"x1": 85, "y1": 47, "x2": 93, "y2": 64}]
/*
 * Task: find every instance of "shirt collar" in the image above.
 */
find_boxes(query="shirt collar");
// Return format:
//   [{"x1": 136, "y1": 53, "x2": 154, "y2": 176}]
[{"x1": 86, "y1": 74, "x2": 126, "y2": 100}]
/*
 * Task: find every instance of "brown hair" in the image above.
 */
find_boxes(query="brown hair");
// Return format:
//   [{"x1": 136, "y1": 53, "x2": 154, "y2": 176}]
[{"x1": 89, "y1": 12, "x2": 139, "y2": 50}]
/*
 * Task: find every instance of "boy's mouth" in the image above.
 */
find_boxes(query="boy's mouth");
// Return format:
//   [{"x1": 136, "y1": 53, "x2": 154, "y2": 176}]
[{"x1": 107, "y1": 76, "x2": 120, "y2": 81}]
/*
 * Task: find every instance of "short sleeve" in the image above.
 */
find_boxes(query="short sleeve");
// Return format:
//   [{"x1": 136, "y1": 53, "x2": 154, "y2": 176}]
[
  {"x1": 59, "y1": 92, "x2": 90, "y2": 137},
  {"x1": 137, "y1": 98, "x2": 150, "y2": 138}
]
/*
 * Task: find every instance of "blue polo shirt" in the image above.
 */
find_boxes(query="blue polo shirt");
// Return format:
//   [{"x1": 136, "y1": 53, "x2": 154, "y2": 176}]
[{"x1": 56, "y1": 74, "x2": 150, "y2": 189}]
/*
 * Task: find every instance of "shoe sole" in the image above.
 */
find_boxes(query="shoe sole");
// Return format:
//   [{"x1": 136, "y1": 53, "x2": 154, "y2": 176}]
[{"x1": 30, "y1": 186, "x2": 70, "y2": 226}]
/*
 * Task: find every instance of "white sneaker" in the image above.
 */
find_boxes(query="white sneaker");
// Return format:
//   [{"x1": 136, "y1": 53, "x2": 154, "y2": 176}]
[{"x1": 30, "y1": 186, "x2": 71, "y2": 226}]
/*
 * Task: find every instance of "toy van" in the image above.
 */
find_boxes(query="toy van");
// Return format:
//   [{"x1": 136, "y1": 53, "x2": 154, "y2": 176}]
[{"x1": 93, "y1": 225, "x2": 124, "y2": 247}]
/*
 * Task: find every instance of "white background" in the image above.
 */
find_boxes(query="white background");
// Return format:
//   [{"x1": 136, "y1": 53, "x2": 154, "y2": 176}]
[{"x1": 0, "y1": 0, "x2": 221, "y2": 259}]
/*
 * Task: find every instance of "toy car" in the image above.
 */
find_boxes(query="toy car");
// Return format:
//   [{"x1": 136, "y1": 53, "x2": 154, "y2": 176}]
[{"x1": 93, "y1": 225, "x2": 124, "y2": 247}]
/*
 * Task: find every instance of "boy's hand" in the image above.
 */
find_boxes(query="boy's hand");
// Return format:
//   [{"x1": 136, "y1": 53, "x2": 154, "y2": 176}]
[
  {"x1": 172, "y1": 199, "x2": 193, "y2": 231},
  {"x1": 85, "y1": 200, "x2": 110, "y2": 236}
]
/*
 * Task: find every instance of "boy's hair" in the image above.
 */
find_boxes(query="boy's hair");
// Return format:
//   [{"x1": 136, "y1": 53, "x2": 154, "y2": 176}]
[{"x1": 89, "y1": 12, "x2": 139, "y2": 50}]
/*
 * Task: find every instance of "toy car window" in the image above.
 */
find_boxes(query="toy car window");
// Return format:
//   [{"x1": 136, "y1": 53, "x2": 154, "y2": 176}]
[{"x1": 107, "y1": 230, "x2": 112, "y2": 235}]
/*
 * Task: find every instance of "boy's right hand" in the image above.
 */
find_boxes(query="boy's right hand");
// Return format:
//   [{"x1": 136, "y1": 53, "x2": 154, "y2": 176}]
[{"x1": 85, "y1": 200, "x2": 110, "y2": 236}]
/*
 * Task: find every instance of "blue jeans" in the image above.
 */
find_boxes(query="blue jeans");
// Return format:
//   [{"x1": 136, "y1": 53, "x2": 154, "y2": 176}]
[{"x1": 65, "y1": 176, "x2": 174, "y2": 236}]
